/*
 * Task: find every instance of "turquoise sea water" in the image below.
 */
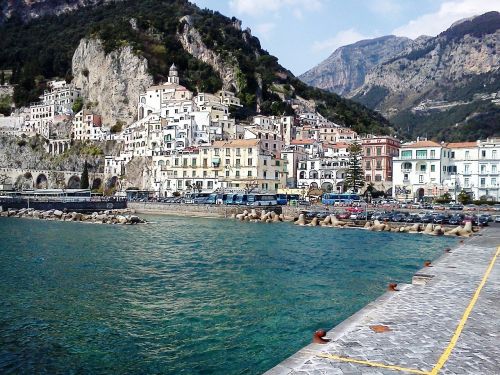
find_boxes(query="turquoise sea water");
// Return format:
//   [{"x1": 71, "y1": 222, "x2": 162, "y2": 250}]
[{"x1": 0, "y1": 216, "x2": 456, "y2": 374}]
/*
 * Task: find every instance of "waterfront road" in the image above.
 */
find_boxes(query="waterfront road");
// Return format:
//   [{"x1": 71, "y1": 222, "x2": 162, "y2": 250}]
[{"x1": 265, "y1": 227, "x2": 500, "y2": 375}]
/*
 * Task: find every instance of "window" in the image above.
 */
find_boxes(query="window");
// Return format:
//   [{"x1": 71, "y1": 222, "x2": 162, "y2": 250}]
[
  {"x1": 419, "y1": 175, "x2": 424, "y2": 183},
  {"x1": 235, "y1": 171, "x2": 240, "y2": 177},
  {"x1": 226, "y1": 148, "x2": 231, "y2": 156},
  {"x1": 263, "y1": 171, "x2": 267, "y2": 179},
  {"x1": 376, "y1": 147, "x2": 382, "y2": 156},
  {"x1": 183, "y1": 171, "x2": 187, "y2": 177},
  {"x1": 203, "y1": 171, "x2": 207, "y2": 177},
  {"x1": 431, "y1": 165, "x2": 435, "y2": 172},
  {"x1": 464, "y1": 164, "x2": 470, "y2": 173},
  {"x1": 376, "y1": 160, "x2": 382, "y2": 170},
  {"x1": 226, "y1": 171, "x2": 230, "y2": 177},
  {"x1": 375, "y1": 175, "x2": 382, "y2": 181},
  {"x1": 203, "y1": 159, "x2": 208, "y2": 168},
  {"x1": 365, "y1": 161, "x2": 371, "y2": 170},
  {"x1": 492, "y1": 178, "x2": 497, "y2": 186},
  {"x1": 480, "y1": 178, "x2": 486, "y2": 187},
  {"x1": 481, "y1": 165, "x2": 486, "y2": 173},
  {"x1": 192, "y1": 171, "x2": 196, "y2": 177},
  {"x1": 482, "y1": 150, "x2": 486, "y2": 158},
  {"x1": 401, "y1": 150, "x2": 412, "y2": 159},
  {"x1": 248, "y1": 148, "x2": 253, "y2": 154},
  {"x1": 183, "y1": 159, "x2": 188, "y2": 167},
  {"x1": 492, "y1": 150, "x2": 497, "y2": 159},
  {"x1": 465, "y1": 151, "x2": 470, "y2": 160},
  {"x1": 225, "y1": 159, "x2": 230, "y2": 165},
  {"x1": 248, "y1": 158, "x2": 253, "y2": 166},
  {"x1": 236, "y1": 159, "x2": 240, "y2": 167},
  {"x1": 451, "y1": 152, "x2": 455, "y2": 159},
  {"x1": 207, "y1": 181, "x2": 213, "y2": 189},
  {"x1": 366, "y1": 175, "x2": 371, "y2": 181},
  {"x1": 416, "y1": 150, "x2": 427, "y2": 159},
  {"x1": 248, "y1": 171, "x2": 252, "y2": 177},
  {"x1": 236, "y1": 148, "x2": 241, "y2": 156},
  {"x1": 492, "y1": 165, "x2": 497, "y2": 173},
  {"x1": 430, "y1": 150, "x2": 435, "y2": 158},
  {"x1": 404, "y1": 173, "x2": 409, "y2": 181},
  {"x1": 174, "y1": 158, "x2": 179, "y2": 166},
  {"x1": 464, "y1": 178, "x2": 469, "y2": 187},
  {"x1": 366, "y1": 148, "x2": 371, "y2": 156},
  {"x1": 264, "y1": 160, "x2": 267, "y2": 166},
  {"x1": 192, "y1": 158, "x2": 196, "y2": 167},
  {"x1": 214, "y1": 148, "x2": 219, "y2": 156},
  {"x1": 420, "y1": 164, "x2": 426, "y2": 172}
]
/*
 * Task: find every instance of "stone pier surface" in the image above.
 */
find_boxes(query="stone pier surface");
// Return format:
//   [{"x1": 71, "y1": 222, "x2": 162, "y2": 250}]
[{"x1": 265, "y1": 227, "x2": 500, "y2": 375}]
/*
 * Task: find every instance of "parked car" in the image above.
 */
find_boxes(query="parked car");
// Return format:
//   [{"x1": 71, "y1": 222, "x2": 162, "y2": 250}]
[
  {"x1": 494, "y1": 215, "x2": 500, "y2": 223},
  {"x1": 391, "y1": 213, "x2": 407, "y2": 222},
  {"x1": 448, "y1": 214, "x2": 465, "y2": 225},
  {"x1": 449, "y1": 204, "x2": 464, "y2": 211},
  {"x1": 433, "y1": 214, "x2": 449, "y2": 225},
  {"x1": 421, "y1": 214, "x2": 434, "y2": 223},
  {"x1": 337, "y1": 211, "x2": 351, "y2": 220},
  {"x1": 404, "y1": 214, "x2": 420, "y2": 223}
]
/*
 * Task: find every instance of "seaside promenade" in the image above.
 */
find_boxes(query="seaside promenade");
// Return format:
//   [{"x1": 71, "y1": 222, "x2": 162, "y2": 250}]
[{"x1": 265, "y1": 227, "x2": 500, "y2": 375}]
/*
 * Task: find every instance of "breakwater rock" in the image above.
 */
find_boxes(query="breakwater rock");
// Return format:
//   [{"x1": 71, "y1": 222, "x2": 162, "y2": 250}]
[
  {"x1": 0, "y1": 208, "x2": 147, "y2": 225},
  {"x1": 230, "y1": 209, "x2": 477, "y2": 238}
]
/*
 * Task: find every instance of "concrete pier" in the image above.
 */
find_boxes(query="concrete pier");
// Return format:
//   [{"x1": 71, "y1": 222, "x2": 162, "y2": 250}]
[{"x1": 265, "y1": 227, "x2": 500, "y2": 375}]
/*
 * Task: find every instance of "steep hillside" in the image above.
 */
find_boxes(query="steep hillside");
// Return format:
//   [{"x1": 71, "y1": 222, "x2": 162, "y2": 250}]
[
  {"x1": 300, "y1": 35, "x2": 413, "y2": 95},
  {"x1": 303, "y1": 11, "x2": 500, "y2": 141},
  {"x1": 0, "y1": 0, "x2": 391, "y2": 135}
]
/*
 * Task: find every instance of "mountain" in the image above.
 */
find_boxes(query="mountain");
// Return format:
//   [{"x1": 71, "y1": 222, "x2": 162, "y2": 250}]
[
  {"x1": 300, "y1": 35, "x2": 413, "y2": 95},
  {"x1": 302, "y1": 12, "x2": 500, "y2": 141},
  {"x1": 0, "y1": 0, "x2": 391, "y2": 135}
]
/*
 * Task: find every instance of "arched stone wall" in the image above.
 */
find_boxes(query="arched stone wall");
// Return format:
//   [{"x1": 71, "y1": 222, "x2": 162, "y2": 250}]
[
  {"x1": 67, "y1": 175, "x2": 81, "y2": 189},
  {"x1": 36, "y1": 173, "x2": 48, "y2": 189}
]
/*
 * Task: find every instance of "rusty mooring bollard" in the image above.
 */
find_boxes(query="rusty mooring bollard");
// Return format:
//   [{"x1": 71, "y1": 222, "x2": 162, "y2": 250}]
[
  {"x1": 312, "y1": 329, "x2": 330, "y2": 344},
  {"x1": 388, "y1": 283, "x2": 399, "y2": 291}
]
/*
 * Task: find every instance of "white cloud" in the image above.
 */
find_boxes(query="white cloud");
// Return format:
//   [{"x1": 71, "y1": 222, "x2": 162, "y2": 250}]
[
  {"x1": 229, "y1": 0, "x2": 322, "y2": 17},
  {"x1": 312, "y1": 28, "x2": 373, "y2": 52},
  {"x1": 254, "y1": 22, "x2": 276, "y2": 40},
  {"x1": 369, "y1": 0, "x2": 403, "y2": 15},
  {"x1": 393, "y1": 0, "x2": 500, "y2": 38}
]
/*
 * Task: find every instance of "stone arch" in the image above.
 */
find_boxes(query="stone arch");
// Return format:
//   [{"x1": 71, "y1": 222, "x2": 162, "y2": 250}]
[
  {"x1": 67, "y1": 175, "x2": 81, "y2": 189},
  {"x1": 91, "y1": 178, "x2": 102, "y2": 191},
  {"x1": 416, "y1": 188, "x2": 425, "y2": 200},
  {"x1": 309, "y1": 182, "x2": 319, "y2": 189},
  {"x1": 36, "y1": 173, "x2": 48, "y2": 189},
  {"x1": 309, "y1": 170, "x2": 318, "y2": 179},
  {"x1": 321, "y1": 182, "x2": 333, "y2": 193},
  {"x1": 299, "y1": 171, "x2": 306, "y2": 179}
]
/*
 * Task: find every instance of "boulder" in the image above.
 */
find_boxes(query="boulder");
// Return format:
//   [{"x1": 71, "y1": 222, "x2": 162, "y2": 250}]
[
  {"x1": 309, "y1": 217, "x2": 319, "y2": 227},
  {"x1": 295, "y1": 213, "x2": 307, "y2": 226},
  {"x1": 53, "y1": 210, "x2": 64, "y2": 218},
  {"x1": 424, "y1": 223, "x2": 434, "y2": 234},
  {"x1": 116, "y1": 215, "x2": 128, "y2": 224}
]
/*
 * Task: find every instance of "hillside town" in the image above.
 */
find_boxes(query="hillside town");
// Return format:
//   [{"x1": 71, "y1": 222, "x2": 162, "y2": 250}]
[{"x1": 0, "y1": 64, "x2": 499, "y2": 202}]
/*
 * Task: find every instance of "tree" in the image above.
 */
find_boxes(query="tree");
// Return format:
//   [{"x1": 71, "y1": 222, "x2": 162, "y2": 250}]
[
  {"x1": 0, "y1": 71, "x2": 5, "y2": 86},
  {"x1": 458, "y1": 190, "x2": 472, "y2": 205},
  {"x1": 80, "y1": 161, "x2": 90, "y2": 189},
  {"x1": 344, "y1": 142, "x2": 364, "y2": 193},
  {"x1": 72, "y1": 97, "x2": 83, "y2": 114}
]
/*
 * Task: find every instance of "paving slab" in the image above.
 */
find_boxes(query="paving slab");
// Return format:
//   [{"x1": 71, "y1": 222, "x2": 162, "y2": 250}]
[{"x1": 264, "y1": 228, "x2": 500, "y2": 375}]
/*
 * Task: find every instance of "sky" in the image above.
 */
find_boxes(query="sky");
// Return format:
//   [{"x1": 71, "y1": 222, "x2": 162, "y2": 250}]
[{"x1": 190, "y1": 0, "x2": 500, "y2": 75}]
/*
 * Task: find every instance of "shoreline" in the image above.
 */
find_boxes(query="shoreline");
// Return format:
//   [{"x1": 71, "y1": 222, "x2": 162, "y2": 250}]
[{"x1": 264, "y1": 227, "x2": 499, "y2": 374}]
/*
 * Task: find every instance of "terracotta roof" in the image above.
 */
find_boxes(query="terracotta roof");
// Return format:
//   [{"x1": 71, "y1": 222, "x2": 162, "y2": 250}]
[
  {"x1": 446, "y1": 142, "x2": 477, "y2": 148},
  {"x1": 402, "y1": 140, "x2": 441, "y2": 148},
  {"x1": 211, "y1": 139, "x2": 260, "y2": 148},
  {"x1": 291, "y1": 139, "x2": 315, "y2": 145},
  {"x1": 328, "y1": 142, "x2": 350, "y2": 148}
]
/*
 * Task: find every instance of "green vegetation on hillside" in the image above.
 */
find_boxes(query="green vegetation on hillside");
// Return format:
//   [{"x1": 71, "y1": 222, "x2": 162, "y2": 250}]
[{"x1": 0, "y1": 0, "x2": 391, "y2": 135}]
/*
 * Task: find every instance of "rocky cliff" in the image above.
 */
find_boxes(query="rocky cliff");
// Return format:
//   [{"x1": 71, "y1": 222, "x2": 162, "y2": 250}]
[
  {"x1": 72, "y1": 38, "x2": 154, "y2": 126},
  {"x1": 0, "y1": 0, "x2": 118, "y2": 24},
  {"x1": 300, "y1": 35, "x2": 413, "y2": 95},
  {"x1": 177, "y1": 15, "x2": 238, "y2": 92}
]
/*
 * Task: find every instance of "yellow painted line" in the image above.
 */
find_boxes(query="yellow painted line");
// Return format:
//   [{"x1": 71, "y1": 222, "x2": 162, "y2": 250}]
[
  {"x1": 429, "y1": 245, "x2": 500, "y2": 375},
  {"x1": 317, "y1": 353, "x2": 429, "y2": 375}
]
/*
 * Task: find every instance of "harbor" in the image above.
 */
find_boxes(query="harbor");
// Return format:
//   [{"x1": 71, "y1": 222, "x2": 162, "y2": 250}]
[{"x1": 265, "y1": 227, "x2": 500, "y2": 375}]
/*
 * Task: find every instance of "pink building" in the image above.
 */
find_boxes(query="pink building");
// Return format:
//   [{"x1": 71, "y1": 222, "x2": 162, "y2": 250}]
[{"x1": 361, "y1": 135, "x2": 401, "y2": 186}]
